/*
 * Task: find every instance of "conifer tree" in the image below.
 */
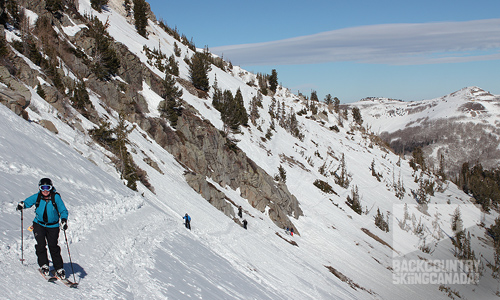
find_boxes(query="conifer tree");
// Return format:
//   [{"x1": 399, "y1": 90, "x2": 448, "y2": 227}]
[
  {"x1": 45, "y1": 0, "x2": 62, "y2": 12},
  {"x1": 159, "y1": 73, "x2": 183, "y2": 127},
  {"x1": 409, "y1": 147, "x2": 426, "y2": 171},
  {"x1": 268, "y1": 97, "x2": 276, "y2": 119},
  {"x1": 173, "y1": 42, "x2": 181, "y2": 57},
  {"x1": 371, "y1": 159, "x2": 381, "y2": 181},
  {"x1": 211, "y1": 76, "x2": 223, "y2": 111},
  {"x1": 216, "y1": 88, "x2": 247, "y2": 132},
  {"x1": 188, "y1": 52, "x2": 210, "y2": 92},
  {"x1": 36, "y1": 84, "x2": 45, "y2": 99},
  {"x1": 133, "y1": 0, "x2": 148, "y2": 37},
  {"x1": 310, "y1": 90, "x2": 319, "y2": 102},
  {"x1": 70, "y1": 81, "x2": 92, "y2": 111},
  {"x1": 269, "y1": 69, "x2": 278, "y2": 93},
  {"x1": 451, "y1": 207, "x2": 463, "y2": 234},
  {"x1": 334, "y1": 153, "x2": 351, "y2": 188},
  {"x1": 220, "y1": 89, "x2": 234, "y2": 131},
  {"x1": 249, "y1": 95, "x2": 261, "y2": 126},
  {"x1": 167, "y1": 54, "x2": 179, "y2": 76},
  {"x1": 489, "y1": 218, "x2": 500, "y2": 279},
  {"x1": 113, "y1": 116, "x2": 137, "y2": 190},
  {"x1": 414, "y1": 177, "x2": 429, "y2": 205},
  {"x1": 374, "y1": 208, "x2": 389, "y2": 232},
  {"x1": 257, "y1": 73, "x2": 269, "y2": 95},
  {"x1": 394, "y1": 171, "x2": 405, "y2": 200},
  {"x1": 352, "y1": 106, "x2": 363, "y2": 125},
  {"x1": 346, "y1": 185, "x2": 362, "y2": 214},
  {"x1": 333, "y1": 97, "x2": 340, "y2": 113},
  {"x1": 438, "y1": 152, "x2": 446, "y2": 179},
  {"x1": 91, "y1": 0, "x2": 108, "y2": 13},
  {"x1": 25, "y1": 36, "x2": 43, "y2": 66},
  {"x1": 86, "y1": 16, "x2": 120, "y2": 80},
  {"x1": 275, "y1": 165, "x2": 287, "y2": 183},
  {"x1": 288, "y1": 109, "x2": 301, "y2": 140},
  {"x1": 461, "y1": 163, "x2": 499, "y2": 211},
  {"x1": 89, "y1": 117, "x2": 138, "y2": 190},
  {"x1": 324, "y1": 94, "x2": 333, "y2": 105},
  {"x1": 89, "y1": 120, "x2": 114, "y2": 146},
  {"x1": 310, "y1": 101, "x2": 318, "y2": 115},
  {"x1": 232, "y1": 88, "x2": 248, "y2": 128}
]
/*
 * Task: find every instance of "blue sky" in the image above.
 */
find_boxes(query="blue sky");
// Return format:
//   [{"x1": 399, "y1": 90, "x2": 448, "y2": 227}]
[{"x1": 147, "y1": 0, "x2": 500, "y2": 103}]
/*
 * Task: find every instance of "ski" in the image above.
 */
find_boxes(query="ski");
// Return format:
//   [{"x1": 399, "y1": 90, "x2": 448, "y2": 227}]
[
  {"x1": 56, "y1": 277, "x2": 78, "y2": 288},
  {"x1": 39, "y1": 269, "x2": 57, "y2": 283}
]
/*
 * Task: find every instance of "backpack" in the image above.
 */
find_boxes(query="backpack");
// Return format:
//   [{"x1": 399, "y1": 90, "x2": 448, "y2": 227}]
[{"x1": 35, "y1": 191, "x2": 60, "y2": 218}]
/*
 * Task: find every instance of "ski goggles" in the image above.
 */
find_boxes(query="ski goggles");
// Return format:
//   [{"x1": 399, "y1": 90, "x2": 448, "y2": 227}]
[{"x1": 39, "y1": 185, "x2": 53, "y2": 191}]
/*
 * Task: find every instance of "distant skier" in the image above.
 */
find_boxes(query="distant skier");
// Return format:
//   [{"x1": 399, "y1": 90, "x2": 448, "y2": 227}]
[
  {"x1": 16, "y1": 178, "x2": 68, "y2": 279},
  {"x1": 290, "y1": 227, "x2": 294, "y2": 236},
  {"x1": 183, "y1": 213, "x2": 191, "y2": 230},
  {"x1": 238, "y1": 206, "x2": 242, "y2": 218},
  {"x1": 243, "y1": 219, "x2": 248, "y2": 230}
]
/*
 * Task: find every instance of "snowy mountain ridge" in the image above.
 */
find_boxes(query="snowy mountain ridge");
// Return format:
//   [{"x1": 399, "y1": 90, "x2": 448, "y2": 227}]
[
  {"x1": 355, "y1": 86, "x2": 500, "y2": 133},
  {"x1": 0, "y1": 1, "x2": 498, "y2": 299},
  {"x1": 351, "y1": 86, "x2": 500, "y2": 174}
]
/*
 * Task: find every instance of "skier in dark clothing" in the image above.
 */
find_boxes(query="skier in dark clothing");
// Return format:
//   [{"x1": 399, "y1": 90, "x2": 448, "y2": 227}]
[
  {"x1": 17, "y1": 178, "x2": 68, "y2": 279},
  {"x1": 183, "y1": 213, "x2": 191, "y2": 230},
  {"x1": 238, "y1": 206, "x2": 242, "y2": 218},
  {"x1": 243, "y1": 219, "x2": 248, "y2": 230}
]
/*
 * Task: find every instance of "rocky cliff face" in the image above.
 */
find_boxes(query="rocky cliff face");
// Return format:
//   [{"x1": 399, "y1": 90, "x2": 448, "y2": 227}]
[
  {"x1": 0, "y1": 1, "x2": 302, "y2": 232},
  {"x1": 144, "y1": 107, "x2": 303, "y2": 230}
]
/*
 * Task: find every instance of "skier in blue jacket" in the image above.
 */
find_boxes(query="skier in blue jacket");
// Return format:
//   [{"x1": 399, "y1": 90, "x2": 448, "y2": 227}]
[
  {"x1": 183, "y1": 213, "x2": 191, "y2": 230},
  {"x1": 17, "y1": 178, "x2": 68, "y2": 279}
]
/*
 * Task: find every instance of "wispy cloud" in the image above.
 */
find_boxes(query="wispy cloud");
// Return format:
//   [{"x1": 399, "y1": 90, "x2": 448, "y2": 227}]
[{"x1": 211, "y1": 19, "x2": 500, "y2": 66}]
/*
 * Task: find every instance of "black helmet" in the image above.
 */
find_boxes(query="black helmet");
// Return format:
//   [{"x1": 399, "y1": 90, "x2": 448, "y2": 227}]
[
  {"x1": 38, "y1": 178, "x2": 53, "y2": 191},
  {"x1": 39, "y1": 178, "x2": 53, "y2": 186}
]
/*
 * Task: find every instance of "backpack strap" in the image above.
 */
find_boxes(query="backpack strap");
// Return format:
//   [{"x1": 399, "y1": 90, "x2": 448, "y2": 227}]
[{"x1": 35, "y1": 191, "x2": 60, "y2": 217}]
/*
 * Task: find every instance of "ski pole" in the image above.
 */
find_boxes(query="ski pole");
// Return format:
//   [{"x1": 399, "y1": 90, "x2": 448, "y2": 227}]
[
  {"x1": 20, "y1": 209, "x2": 24, "y2": 264},
  {"x1": 63, "y1": 229, "x2": 77, "y2": 283}
]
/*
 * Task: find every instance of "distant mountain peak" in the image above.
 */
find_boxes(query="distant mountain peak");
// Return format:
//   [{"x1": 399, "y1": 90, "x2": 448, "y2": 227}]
[{"x1": 447, "y1": 86, "x2": 498, "y2": 102}]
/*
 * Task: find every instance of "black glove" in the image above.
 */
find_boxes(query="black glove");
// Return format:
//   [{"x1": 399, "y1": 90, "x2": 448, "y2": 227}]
[
  {"x1": 61, "y1": 219, "x2": 68, "y2": 231},
  {"x1": 16, "y1": 202, "x2": 24, "y2": 211}
]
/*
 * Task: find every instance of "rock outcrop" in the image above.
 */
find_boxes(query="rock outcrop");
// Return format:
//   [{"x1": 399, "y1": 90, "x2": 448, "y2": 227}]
[{"x1": 143, "y1": 107, "x2": 303, "y2": 232}]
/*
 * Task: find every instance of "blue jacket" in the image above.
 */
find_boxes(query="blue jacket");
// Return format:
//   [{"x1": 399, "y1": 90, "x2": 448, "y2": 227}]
[{"x1": 23, "y1": 190, "x2": 68, "y2": 228}]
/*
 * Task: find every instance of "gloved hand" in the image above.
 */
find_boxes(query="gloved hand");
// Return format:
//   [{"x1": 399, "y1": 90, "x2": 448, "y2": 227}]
[
  {"x1": 16, "y1": 202, "x2": 24, "y2": 211},
  {"x1": 61, "y1": 219, "x2": 68, "y2": 231}
]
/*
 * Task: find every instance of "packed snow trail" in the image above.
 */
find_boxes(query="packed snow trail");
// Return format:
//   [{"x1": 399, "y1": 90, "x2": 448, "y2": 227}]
[{"x1": 0, "y1": 104, "x2": 294, "y2": 299}]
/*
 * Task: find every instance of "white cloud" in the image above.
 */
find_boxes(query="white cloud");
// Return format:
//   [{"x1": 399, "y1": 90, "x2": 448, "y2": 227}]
[{"x1": 212, "y1": 19, "x2": 500, "y2": 66}]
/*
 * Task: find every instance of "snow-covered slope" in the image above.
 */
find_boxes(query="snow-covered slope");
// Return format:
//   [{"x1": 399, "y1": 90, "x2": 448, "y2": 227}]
[
  {"x1": 351, "y1": 87, "x2": 500, "y2": 173},
  {"x1": 354, "y1": 87, "x2": 500, "y2": 134},
  {"x1": 0, "y1": 1, "x2": 499, "y2": 299}
]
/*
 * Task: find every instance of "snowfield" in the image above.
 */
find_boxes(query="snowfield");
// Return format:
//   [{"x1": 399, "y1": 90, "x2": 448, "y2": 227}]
[{"x1": 0, "y1": 0, "x2": 498, "y2": 299}]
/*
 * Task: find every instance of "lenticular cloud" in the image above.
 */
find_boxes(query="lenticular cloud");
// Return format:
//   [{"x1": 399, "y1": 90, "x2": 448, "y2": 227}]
[{"x1": 212, "y1": 19, "x2": 500, "y2": 66}]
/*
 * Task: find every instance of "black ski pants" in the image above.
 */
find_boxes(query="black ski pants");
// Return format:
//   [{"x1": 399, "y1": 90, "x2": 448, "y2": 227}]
[{"x1": 33, "y1": 222, "x2": 63, "y2": 270}]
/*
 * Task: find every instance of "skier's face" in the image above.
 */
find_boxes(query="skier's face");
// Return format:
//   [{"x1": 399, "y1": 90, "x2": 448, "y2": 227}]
[{"x1": 41, "y1": 189, "x2": 50, "y2": 196}]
